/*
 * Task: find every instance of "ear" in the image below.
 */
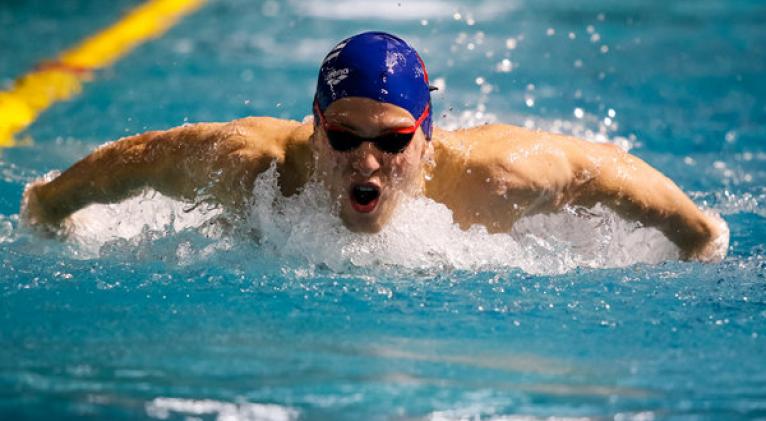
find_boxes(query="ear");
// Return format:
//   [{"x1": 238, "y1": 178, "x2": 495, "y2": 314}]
[
  {"x1": 419, "y1": 134, "x2": 434, "y2": 162},
  {"x1": 310, "y1": 117, "x2": 320, "y2": 145}
]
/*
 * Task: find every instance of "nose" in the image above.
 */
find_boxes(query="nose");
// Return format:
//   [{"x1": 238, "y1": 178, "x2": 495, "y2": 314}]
[{"x1": 351, "y1": 142, "x2": 381, "y2": 177}]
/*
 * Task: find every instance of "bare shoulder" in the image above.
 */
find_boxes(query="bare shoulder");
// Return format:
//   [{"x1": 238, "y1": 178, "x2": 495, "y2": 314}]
[
  {"x1": 216, "y1": 117, "x2": 311, "y2": 156},
  {"x1": 427, "y1": 124, "x2": 623, "y2": 228},
  {"x1": 439, "y1": 123, "x2": 626, "y2": 171},
  {"x1": 433, "y1": 124, "x2": 589, "y2": 185},
  {"x1": 435, "y1": 123, "x2": 613, "y2": 158},
  {"x1": 212, "y1": 117, "x2": 314, "y2": 198}
]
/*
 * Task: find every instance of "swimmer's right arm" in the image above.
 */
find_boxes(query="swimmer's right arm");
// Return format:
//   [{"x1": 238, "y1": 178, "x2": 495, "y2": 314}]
[{"x1": 21, "y1": 120, "x2": 277, "y2": 232}]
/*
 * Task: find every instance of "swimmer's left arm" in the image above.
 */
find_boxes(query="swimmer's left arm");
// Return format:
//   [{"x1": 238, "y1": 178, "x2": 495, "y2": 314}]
[
  {"x1": 542, "y1": 135, "x2": 726, "y2": 261},
  {"x1": 574, "y1": 143, "x2": 726, "y2": 261},
  {"x1": 446, "y1": 125, "x2": 726, "y2": 261}
]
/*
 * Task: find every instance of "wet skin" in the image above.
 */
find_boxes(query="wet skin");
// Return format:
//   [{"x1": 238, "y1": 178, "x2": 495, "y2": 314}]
[{"x1": 22, "y1": 97, "x2": 727, "y2": 261}]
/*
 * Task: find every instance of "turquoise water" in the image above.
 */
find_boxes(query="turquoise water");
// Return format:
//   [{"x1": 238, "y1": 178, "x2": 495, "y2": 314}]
[{"x1": 2, "y1": 0, "x2": 766, "y2": 419}]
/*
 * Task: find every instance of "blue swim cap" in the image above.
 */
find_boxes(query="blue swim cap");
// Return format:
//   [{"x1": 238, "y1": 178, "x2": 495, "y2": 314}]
[{"x1": 314, "y1": 32, "x2": 433, "y2": 139}]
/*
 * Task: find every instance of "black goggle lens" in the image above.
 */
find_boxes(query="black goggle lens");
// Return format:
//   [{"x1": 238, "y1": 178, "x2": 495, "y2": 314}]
[{"x1": 326, "y1": 130, "x2": 414, "y2": 154}]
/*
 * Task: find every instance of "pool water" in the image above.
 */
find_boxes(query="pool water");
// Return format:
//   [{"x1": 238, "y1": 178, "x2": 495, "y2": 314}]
[{"x1": 2, "y1": 0, "x2": 765, "y2": 419}]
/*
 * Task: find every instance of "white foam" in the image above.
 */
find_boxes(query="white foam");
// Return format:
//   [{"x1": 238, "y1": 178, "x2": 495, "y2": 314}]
[
  {"x1": 294, "y1": 0, "x2": 518, "y2": 21},
  {"x1": 145, "y1": 397, "x2": 298, "y2": 421},
  {"x1": 245, "y1": 165, "x2": 679, "y2": 274},
  {"x1": 60, "y1": 161, "x2": 686, "y2": 274},
  {"x1": 66, "y1": 190, "x2": 226, "y2": 260},
  {"x1": 427, "y1": 411, "x2": 654, "y2": 421}
]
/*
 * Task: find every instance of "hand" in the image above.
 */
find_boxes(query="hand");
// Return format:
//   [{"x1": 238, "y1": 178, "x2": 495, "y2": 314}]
[
  {"x1": 681, "y1": 211, "x2": 729, "y2": 262},
  {"x1": 20, "y1": 178, "x2": 71, "y2": 237}
]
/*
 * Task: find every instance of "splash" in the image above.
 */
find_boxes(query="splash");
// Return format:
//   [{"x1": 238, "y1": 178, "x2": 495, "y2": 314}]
[
  {"x1": 247, "y1": 165, "x2": 679, "y2": 274},
  {"x1": 50, "y1": 161, "x2": 690, "y2": 275},
  {"x1": 145, "y1": 397, "x2": 298, "y2": 421}
]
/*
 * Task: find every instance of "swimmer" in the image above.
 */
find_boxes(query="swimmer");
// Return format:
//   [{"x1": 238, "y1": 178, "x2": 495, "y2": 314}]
[{"x1": 21, "y1": 32, "x2": 727, "y2": 261}]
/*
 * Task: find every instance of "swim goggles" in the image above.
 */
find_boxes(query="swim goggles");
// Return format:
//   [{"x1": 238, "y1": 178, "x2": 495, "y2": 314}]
[{"x1": 313, "y1": 101, "x2": 430, "y2": 154}]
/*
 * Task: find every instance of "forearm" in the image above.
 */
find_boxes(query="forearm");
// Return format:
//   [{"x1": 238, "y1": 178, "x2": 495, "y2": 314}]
[
  {"x1": 31, "y1": 134, "x2": 157, "y2": 223},
  {"x1": 25, "y1": 123, "x2": 227, "y2": 226},
  {"x1": 575, "y1": 150, "x2": 723, "y2": 260}
]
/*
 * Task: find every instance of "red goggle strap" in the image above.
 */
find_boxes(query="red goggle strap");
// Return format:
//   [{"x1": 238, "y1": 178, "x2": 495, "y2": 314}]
[
  {"x1": 392, "y1": 103, "x2": 429, "y2": 134},
  {"x1": 313, "y1": 100, "x2": 327, "y2": 126}
]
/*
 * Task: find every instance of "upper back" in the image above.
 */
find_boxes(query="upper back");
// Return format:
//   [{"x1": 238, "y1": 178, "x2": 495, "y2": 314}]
[
  {"x1": 220, "y1": 116, "x2": 312, "y2": 159},
  {"x1": 223, "y1": 117, "x2": 315, "y2": 196}
]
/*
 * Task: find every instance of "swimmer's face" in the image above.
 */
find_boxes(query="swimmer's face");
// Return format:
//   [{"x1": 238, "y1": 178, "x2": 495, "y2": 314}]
[{"x1": 312, "y1": 97, "x2": 431, "y2": 233}]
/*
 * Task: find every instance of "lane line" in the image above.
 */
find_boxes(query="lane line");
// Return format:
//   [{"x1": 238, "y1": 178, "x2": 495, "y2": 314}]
[{"x1": 0, "y1": 0, "x2": 206, "y2": 147}]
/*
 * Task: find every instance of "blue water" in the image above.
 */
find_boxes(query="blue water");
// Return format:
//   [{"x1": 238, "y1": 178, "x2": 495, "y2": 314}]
[{"x1": 2, "y1": 0, "x2": 766, "y2": 419}]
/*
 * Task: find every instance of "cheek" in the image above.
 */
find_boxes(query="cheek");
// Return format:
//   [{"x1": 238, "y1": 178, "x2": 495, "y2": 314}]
[
  {"x1": 387, "y1": 153, "x2": 420, "y2": 181},
  {"x1": 317, "y1": 147, "x2": 345, "y2": 173}
]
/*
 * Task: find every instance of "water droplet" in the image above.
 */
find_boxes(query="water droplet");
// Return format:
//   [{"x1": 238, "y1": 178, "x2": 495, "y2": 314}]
[
  {"x1": 496, "y1": 59, "x2": 513, "y2": 73},
  {"x1": 505, "y1": 38, "x2": 517, "y2": 49},
  {"x1": 546, "y1": 28, "x2": 555, "y2": 36},
  {"x1": 574, "y1": 108, "x2": 584, "y2": 119}
]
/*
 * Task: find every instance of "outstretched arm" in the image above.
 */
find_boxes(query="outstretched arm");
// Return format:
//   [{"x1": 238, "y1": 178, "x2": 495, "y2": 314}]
[
  {"x1": 21, "y1": 120, "x2": 274, "y2": 232},
  {"x1": 430, "y1": 125, "x2": 727, "y2": 261},
  {"x1": 570, "y1": 141, "x2": 726, "y2": 261}
]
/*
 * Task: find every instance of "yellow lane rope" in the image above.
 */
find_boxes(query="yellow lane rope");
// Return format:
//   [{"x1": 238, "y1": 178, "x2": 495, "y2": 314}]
[{"x1": 0, "y1": 0, "x2": 206, "y2": 147}]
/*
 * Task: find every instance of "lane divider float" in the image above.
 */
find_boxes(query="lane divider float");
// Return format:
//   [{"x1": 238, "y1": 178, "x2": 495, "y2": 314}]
[{"x1": 0, "y1": 0, "x2": 205, "y2": 147}]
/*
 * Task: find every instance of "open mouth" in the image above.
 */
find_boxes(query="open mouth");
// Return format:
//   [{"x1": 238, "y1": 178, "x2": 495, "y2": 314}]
[{"x1": 350, "y1": 183, "x2": 381, "y2": 213}]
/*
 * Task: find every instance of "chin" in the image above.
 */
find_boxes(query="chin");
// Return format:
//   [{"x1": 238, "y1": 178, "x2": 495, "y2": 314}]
[
  {"x1": 340, "y1": 211, "x2": 387, "y2": 233},
  {"x1": 338, "y1": 184, "x2": 397, "y2": 233},
  {"x1": 340, "y1": 198, "x2": 397, "y2": 233}
]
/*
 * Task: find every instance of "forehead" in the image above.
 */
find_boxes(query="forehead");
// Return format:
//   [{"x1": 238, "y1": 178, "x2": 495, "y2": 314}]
[{"x1": 323, "y1": 97, "x2": 415, "y2": 130}]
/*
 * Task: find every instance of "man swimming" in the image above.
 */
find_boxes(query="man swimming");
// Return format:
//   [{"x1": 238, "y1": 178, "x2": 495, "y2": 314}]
[{"x1": 21, "y1": 32, "x2": 727, "y2": 261}]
